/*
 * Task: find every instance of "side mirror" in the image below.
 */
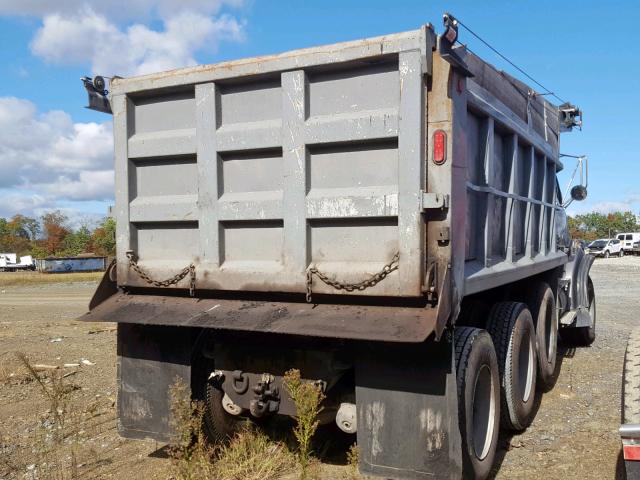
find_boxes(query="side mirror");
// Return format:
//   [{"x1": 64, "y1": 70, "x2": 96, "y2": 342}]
[
  {"x1": 570, "y1": 184, "x2": 587, "y2": 202},
  {"x1": 562, "y1": 155, "x2": 588, "y2": 207}
]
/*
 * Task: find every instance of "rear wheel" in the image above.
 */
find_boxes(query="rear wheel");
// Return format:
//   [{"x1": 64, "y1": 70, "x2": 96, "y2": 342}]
[
  {"x1": 561, "y1": 277, "x2": 596, "y2": 346},
  {"x1": 193, "y1": 354, "x2": 244, "y2": 445},
  {"x1": 202, "y1": 380, "x2": 243, "y2": 444},
  {"x1": 455, "y1": 327, "x2": 500, "y2": 480},
  {"x1": 487, "y1": 302, "x2": 537, "y2": 431},
  {"x1": 527, "y1": 283, "x2": 558, "y2": 391}
]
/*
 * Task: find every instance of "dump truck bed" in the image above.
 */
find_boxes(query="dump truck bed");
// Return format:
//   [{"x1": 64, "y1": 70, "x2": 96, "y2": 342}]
[{"x1": 110, "y1": 24, "x2": 565, "y2": 302}]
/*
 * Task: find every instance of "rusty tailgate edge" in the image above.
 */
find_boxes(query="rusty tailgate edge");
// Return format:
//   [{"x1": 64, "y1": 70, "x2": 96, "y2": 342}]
[{"x1": 82, "y1": 292, "x2": 437, "y2": 343}]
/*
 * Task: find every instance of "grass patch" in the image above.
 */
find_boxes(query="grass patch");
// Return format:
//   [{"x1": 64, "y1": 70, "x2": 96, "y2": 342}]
[
  {"x1": 212, "y1": 426, "x2": 296, "y2": 480},
  {"x1": 344, "y1": 444, "x2": 362, "y2": 480},
  {"x1": 168, "y1": 378, "x2": 296, "y2": 480},
  {"x1": 0, "y1": 271, "x2": 103, "y2": 287}
]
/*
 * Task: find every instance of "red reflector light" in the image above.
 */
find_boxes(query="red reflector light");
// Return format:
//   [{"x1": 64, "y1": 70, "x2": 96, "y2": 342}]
[
  {"x1": 623, "y1": 444, "x2": 640, "y2": 461},
  {"x1": 433, "y1": 130, "x2": 447, "y2": 165}
]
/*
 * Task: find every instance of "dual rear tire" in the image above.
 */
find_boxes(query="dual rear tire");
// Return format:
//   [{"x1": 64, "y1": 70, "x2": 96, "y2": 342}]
[
  {"x1": 456, "y1": 301, "x2": 540, "y2": 478},
  {"x1": 455, "y1": 327, "x2": 500, "y2": 480},
  {"x1": 486, "y1": 302, "x2": 537, "y2": 431}
]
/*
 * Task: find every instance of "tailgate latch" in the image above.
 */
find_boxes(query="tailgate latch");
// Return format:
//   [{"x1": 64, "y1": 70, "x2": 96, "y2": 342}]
[{"x1": 421, "y1": 192, "x2": 449, "y2": 211}]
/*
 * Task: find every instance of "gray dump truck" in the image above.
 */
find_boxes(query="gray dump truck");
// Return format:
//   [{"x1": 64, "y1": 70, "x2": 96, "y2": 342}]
[{"x1": 83, "y1": 15, "x2": 593, "y2": 479}]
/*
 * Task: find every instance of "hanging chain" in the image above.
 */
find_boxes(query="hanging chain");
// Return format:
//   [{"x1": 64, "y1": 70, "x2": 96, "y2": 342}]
[
  {"x1": 125, "y1": 251, "x2": 196, "y2": 297},
  {"x1": 305, "y1": 252, "x2": 399, "y2": 303}
]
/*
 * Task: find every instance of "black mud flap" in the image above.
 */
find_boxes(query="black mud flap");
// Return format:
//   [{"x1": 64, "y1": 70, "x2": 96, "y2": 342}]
[
  {"x1": 355, "y1": 336, "x2": 462, "y2": 479},
  {"x1": 571, "y1": 249, "x2": 595, "y2": 328},
  {"x1": 117, "y1": 323, "x2": 193, "y2": 441}
]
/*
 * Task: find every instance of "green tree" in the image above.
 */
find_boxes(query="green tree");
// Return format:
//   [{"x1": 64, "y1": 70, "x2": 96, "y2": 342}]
[
  {"x1": 28, "y1": 243, "x2": 49, "y2": 259},
  {"x1": 61, "y1": 225, "x2": 92, "y2": 256},
  {"x1": 90, "y1": 217, "x2": 116, "y2": 256},
  {"x1": 568, "y1": 210, "x2": 639, "y2": 241},
  {"x1": 41, "y1": 210, "x2": 71, "y2": 255},
  {"x1": 0, "y1": 218, "x2": 8, "y2": 237},
  {"x1": 6, "y1": 214, "x2": 32, "y2": 239}
]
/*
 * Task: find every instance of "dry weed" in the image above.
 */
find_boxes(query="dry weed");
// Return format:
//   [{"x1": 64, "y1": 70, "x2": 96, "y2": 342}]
[
  {"x1": 168, "y1": 378, "x2": 216, "y2": 480},
  {"x1": 283, "y1": 369, "x2": 325, "y2": 479},
  {"x1": 169, "y1": 378, "x2": 297, "y2": 480},
  {"x1": 12, "y1": 352, "x2": 111, "y2": 480},
  {"x1": 17, "y1": 352, "x2": 74, "y2": 438},
  {"x1": 343, "y1": 443, "x2": 362, "y2": 480},
  {"x1": 212, "y1": 426, "x2": 296, "y2": 480}
]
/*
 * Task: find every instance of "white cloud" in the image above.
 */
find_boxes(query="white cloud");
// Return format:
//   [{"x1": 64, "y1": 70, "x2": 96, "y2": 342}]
[
  {"x1": 21, "y1": 3, "x2": 245, "y2": 77},
  {"x1": 0, "y1": 97, "x2": 114, "y2": 218},
  {"x1": 0, "y1": 0, "x2": 244, "y2": 21},
  {"x1": 37, "y1": 170, "x2": 115, "y2": 201},
  {"x1": 567, "y1": 198, "x2": 640, "y2": 216},
  {"x1": 0, "y1": 188, "x2": 107, "y2": 227},
  {"x1": 0, "y1": 1, "x2": 248, "y2": 220},
  {"x1": 0, "y1": 190, "x2": 49, "y2": 218}
]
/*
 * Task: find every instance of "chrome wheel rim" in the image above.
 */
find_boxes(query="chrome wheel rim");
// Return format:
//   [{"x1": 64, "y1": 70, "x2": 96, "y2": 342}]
[
  {"x1": 545, "y1": 301, "x2": 556, "y2": 363},
  {"x1": 472, "y1": 364, "x2": 495, "y2": 460},
  {"x1": 519, "y1": 329, "x2": 534, "y2": 403}
]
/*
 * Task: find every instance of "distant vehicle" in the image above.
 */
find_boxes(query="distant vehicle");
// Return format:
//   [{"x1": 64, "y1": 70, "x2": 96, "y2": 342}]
[
  {"x1": 0, "y1": 253, "x2": 36, "y2": 271},
  {"x1": 617, "y1": 233, "x2": 640, "y2": 252},
  {"x1": 585, "y1": 238, "x2": 623, "y2": 258},
  {"x1": 633, "y1": 241, "x2": 640, "y2": 256}
]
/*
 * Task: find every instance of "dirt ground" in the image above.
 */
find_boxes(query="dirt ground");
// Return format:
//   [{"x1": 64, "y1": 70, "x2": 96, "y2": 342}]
[{"x1": 0, "y1": 257, "x2": 638, "y2": 479}]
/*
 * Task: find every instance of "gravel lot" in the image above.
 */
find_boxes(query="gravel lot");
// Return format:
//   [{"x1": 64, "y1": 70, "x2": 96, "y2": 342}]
[{"x1": 0, "y1": 256, "x2": 638, "y2": 479}]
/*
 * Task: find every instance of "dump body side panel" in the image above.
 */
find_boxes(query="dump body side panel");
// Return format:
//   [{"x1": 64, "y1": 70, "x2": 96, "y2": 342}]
[{"x1": 455, "y1": 48, "x2": 567, "y2": 297}]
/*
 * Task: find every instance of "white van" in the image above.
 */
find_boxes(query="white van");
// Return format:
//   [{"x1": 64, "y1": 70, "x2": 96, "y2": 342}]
[{"x1": 617, "y1": 233, "x2": 640, "y2": 252}]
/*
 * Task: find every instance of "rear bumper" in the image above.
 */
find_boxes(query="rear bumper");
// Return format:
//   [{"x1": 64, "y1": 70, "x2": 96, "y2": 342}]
[{"x1": 82, "y1": 291, "x2": 438, "y2": 343}]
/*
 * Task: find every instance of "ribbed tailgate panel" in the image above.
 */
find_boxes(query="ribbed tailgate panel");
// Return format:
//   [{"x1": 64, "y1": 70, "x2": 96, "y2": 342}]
[{"x1": 113, "y1": 34, "x2": 429, "y2": 297}]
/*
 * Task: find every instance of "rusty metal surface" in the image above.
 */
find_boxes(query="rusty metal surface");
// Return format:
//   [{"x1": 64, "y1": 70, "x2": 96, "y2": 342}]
[
  {"x1": 82, "y1": 291, "x2": 438, "y2": 343},
  {"x1": 110, "y1": 26, "x2": 436, "y2": 95},
  {"x1": 88, "y1": 261, "x2": 118, "y2": 310}
]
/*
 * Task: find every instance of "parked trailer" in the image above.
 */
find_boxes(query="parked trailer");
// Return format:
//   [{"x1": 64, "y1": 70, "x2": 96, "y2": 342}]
[
  {"x1": 37, "y1": 256, "x2": 108, "y2": 273},
  {"x1": 83, "y1": 16, "x2": 593, "y2": 479},
  {"x1": 0, "y1": 254, "x2": 36, "y2": 272}
]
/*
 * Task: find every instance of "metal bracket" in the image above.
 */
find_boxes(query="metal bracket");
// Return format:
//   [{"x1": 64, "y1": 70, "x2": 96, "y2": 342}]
[{"x1": 421, "y1": 192, "x2": 449, "y2": 211}]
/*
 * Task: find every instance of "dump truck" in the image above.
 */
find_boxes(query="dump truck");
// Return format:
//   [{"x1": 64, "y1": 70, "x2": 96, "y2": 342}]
[{"x1": 83, "y1": 15, "x2": 593, "y2": 479}]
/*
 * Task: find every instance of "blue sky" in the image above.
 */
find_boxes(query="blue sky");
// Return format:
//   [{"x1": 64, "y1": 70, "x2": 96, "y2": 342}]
[{"x1": 0, "y1": 0, "x2": 637, "y2": 223}]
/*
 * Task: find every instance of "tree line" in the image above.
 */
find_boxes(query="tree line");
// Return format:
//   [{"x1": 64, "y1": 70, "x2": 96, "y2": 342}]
[
  {"x1": 0, "y1": 211, "x2": 115, "y2": 258},
  {"x1": 568, "y1": 211, "x2": 638, "y2": 241},
  {"x1": 0, "y1": 209, "x2": 637, "y2": 259}
]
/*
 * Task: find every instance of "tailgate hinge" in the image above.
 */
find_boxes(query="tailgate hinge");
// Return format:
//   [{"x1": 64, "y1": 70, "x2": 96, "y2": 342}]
[{"x1": 421, "y1": 191, "x2": 449, "y2": 211}]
